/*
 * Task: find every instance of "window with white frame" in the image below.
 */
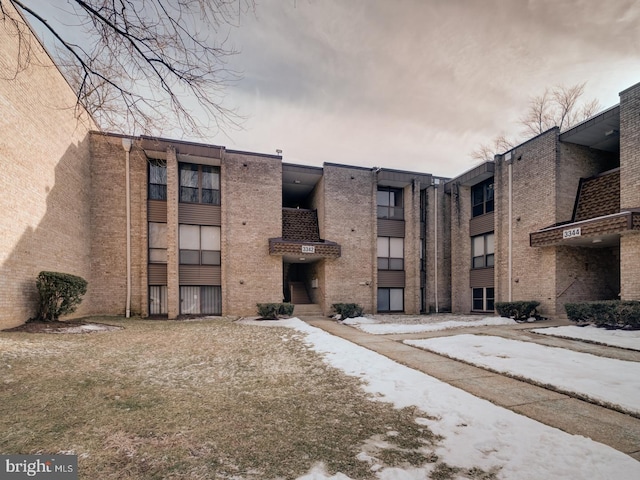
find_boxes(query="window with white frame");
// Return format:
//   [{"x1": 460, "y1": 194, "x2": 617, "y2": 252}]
[
  {"x1": 179, "y1": 225, "x2": 221, "y2": 265},
  {"x1": 472, "y1": 232, "x2": 494, "y2": 269},
  {"x1": 377, "y1": 237, "x2": 404, "y2": 270}
]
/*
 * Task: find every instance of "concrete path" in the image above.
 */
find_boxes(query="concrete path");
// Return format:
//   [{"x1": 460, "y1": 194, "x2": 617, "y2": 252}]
[{"x1": 302, "y1": 317, "x2": 640, "y2": 462}]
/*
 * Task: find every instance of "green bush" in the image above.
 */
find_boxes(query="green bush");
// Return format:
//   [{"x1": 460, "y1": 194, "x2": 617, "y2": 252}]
[
  {"x1": 33, "y1": 271, "x2": 88, "y2": 322},
  {"x1": 564, "y1": 301, "x2": 640, "y2": 329},
  {"x1": 331, "y1": 303, "x2": 364, "y2": 319},
  {"x1": 256, "y1": 303, "x2": 294, "y2": 320},
  {"x1": 495, "y1": 301, "x2": 540, "y2": 321}
]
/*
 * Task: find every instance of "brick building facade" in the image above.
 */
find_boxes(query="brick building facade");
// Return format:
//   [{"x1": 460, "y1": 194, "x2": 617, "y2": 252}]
[{"x1": 2, "y1": 8, "x2": 640, "y2": 327}]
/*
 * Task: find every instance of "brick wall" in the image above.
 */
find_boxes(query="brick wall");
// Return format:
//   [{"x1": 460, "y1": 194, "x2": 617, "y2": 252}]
[
  {"x1": 494, "y1": 129, "x2": 559, "y2": 316},
  {"x1": 619, "y1": 82, "x2": 640, "y2": 300},
  {"x1": 221, "y1": 152, "x2": 282, "y2": 315},
  {"x1": 0, "y1": 6, "x2": 97, "y2": 328},
  {"x1": 321, "y1": 165, "x2": 376, "y2": 314},
  {"x1": 448, "y1": 182, "x2": 473, "y2": 312},
  {"x1": 89, "y1": 133, "x2": 147, "y2": 317},
  {"x1": 427, "y1": 184, "x2": 452, "y2": 312}
]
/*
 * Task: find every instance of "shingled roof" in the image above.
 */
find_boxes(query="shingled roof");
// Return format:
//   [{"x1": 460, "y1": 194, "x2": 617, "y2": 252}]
[{"x1": 573, "y1": 168, "x2": 620, "y2": 222}]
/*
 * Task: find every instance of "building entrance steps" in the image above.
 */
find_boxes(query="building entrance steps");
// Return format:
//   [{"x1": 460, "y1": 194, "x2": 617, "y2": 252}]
[{"x1": 301, "y1": 317, "x2": 640, "y2": 462}]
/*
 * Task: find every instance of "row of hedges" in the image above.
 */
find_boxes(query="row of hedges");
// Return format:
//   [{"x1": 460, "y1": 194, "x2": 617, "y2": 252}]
[
  {"x1": 256, "y1": 303, "x2": 294, "y2": 320},
  {"x1": 565, "y1": 301, "x2": 640, "y2": 329},
  {"x1": 495, "y1": 301, "x2": 540, "y2": 322}
]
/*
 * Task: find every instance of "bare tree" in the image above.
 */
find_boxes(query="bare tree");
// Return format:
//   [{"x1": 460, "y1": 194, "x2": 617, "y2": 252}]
[
  {"x1": 0, "y1": 0, "x2": 254, "y2": 137},
  {"x1": 471, "y1": 82, "x2": 601, "y2": 162}
]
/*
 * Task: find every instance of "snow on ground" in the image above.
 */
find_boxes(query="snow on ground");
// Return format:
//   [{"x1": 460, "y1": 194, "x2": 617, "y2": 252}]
[
  {"x1": 248, "y1": 318, "x2": 640, "y2": 479},
  {"x1": 532, "y1": 325, "x2": 640, "y2": 351},
  {"x1": 341, "y1": 315, "x2": 517, "y2": 334},
  {"x1": 406, "y1": 334, "x2": 640, "y2": 415}
]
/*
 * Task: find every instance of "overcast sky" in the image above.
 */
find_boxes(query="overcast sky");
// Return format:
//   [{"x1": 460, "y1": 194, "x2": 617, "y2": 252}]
[
  {"x1": 214, "y1": 0, "x2": 640, "y2": 177},
  {"x1": 22, "y1": 0, "x2": 640, "y2": 178}
]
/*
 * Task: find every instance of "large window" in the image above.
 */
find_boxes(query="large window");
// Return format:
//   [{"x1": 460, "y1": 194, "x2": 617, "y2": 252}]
[
  {"x1": 472, "y1": 232, "x2": 494, "y2": 269},
  {"x1": 471, "y1": 178, "x2": 494, "y2": 217},
  {"x1": 378, "y1": 288, "x2": 403, "y2": 312},
  {"x1": 149, "y1": 160, "x2": 167, "y2": 200},
  {"x1": 472, "y1": 287, "x2": 494, "y2": 312},
  {"x1": 179, "y1": 225, "x2": 221, "y2": 265},
  {"x1": 149, "y1": 222, "x2": 167, "y2": 263},
  {"x1": 377, "y1": 187, "x2": 403, "y2": 220},
  {"x1": 180, "y1": 286, "x2": 222, "y2": 315},
  {"x1": 377, "y1": 237, "x2": 404, "y2": 270},
  {"x1": 179, "y1": 163, "x2": 220, "y2": 204},
  {"x1": 149, "y1": 285, "x2": 168, "y2": 315}
]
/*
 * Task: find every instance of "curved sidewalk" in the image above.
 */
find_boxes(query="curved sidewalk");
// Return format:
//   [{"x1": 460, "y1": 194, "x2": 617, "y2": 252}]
[{"x1": 303, "y1": 317, "x2": 640, "y2": 462}]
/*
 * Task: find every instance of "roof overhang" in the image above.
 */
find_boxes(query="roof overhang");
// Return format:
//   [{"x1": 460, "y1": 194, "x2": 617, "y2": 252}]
[
  {"x1": 559, "y1": 105, "x2": 620, "y2": 152},
  {"x1": 445, "y1": 161, "x2": 494, "y2": 192}
]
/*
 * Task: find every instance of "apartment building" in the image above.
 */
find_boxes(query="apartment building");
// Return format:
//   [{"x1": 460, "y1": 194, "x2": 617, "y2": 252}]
[
  {"x1": 89, "y1": 133, "x2": 448, "y2": 320},
  {"x1": 1, "y1": 4, "x2": 639, "y2": 328},
  {"x1": 446, "y1": 83, "x2": 640, "y2": 317}
]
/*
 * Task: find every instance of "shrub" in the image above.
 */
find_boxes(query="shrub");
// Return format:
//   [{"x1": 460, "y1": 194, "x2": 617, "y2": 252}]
[
  {"x1": 33, "y1": 271, "x2": 88, "y2": 322},
  {"x1": 564, "y1": 301, "x2": 640, "y2": 329},
  {"x1": 256, "y1": 303, "x2": 294, "y2": 320},
  {"x1": 495, "y1": 301, "x2": 540, "y2": 321},
  {"x1": 331, "y1": 303, "x2": 364, "y2": 319}
]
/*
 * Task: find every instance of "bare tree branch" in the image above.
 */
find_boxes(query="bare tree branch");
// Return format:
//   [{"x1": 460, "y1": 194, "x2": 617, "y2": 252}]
[
  {"x1": 1, "y1": 0, "x2": 255, "y2": 138},
  {"x1": 471, "y1": 82, "x2": 601, "y2": 162}
]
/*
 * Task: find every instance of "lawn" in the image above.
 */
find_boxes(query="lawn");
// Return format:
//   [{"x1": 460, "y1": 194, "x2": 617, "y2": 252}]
[{"x1": 0, "y1": 317, "x2": 475, "y2": 479}]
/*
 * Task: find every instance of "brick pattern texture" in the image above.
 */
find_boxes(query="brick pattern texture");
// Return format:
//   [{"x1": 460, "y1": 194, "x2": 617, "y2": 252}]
[{"x1": 0, "y1": 7, "x2": 97, "y2": 328}]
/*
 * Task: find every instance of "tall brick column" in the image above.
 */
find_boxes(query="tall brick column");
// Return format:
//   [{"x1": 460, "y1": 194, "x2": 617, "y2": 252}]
[
  {"x1": 166, "y1": 147, "x2": 180, "y2": 318},
  {"x1": 619, "y1": 82, "x2": 640, "y2": 300}
]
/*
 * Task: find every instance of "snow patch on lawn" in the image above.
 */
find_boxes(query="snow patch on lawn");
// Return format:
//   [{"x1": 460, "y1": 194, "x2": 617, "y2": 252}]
[
  {"x1": 260, "y1": 318, "x2": 640, "y2": 479},
  {"x1": 406, "y1": 334, "x2": 640, "y2": 415},
  {"x1": 342, "y1": 316, "x2": 517, "y2": 334},
  {"x1": 532, "y1": 325, "x2": 640, "y2": 351}
]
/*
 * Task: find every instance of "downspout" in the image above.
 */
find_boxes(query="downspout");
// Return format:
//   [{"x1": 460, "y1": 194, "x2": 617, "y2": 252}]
[
  {"x1": 507, "y1": 156, "x2": 513, "y2": 302},
  {"x1": 434, "y1": 185, "x2": 439, "y2": 313},
  {"x1": 122, "y1": 137, "x2": 133, "y2": 318}
]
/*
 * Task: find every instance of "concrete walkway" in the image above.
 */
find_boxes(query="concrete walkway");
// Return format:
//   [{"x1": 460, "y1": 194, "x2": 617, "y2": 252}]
[{"x1": 303, "y1": 317, "x2": 640, "y2": 462}]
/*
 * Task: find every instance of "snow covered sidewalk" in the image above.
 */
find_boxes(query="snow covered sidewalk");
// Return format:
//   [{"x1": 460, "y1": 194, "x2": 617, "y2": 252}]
[
  {"x1": 268, "y1": 318, "x2": 640, "y2": 479},
  {"x1": 406, "y1": 334, "x2": 640, "y2": 415}
]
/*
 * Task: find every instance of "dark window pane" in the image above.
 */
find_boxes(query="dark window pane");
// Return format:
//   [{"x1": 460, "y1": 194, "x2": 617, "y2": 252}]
[
  {"x1": 389, "y1": 258, "x2": 404, "y2": 270},
  {"x1": 472, "y1": 185, "x2": 484, "y2": 206},
  {"x1": 473, "y1": 298, "x2": 484, "y2": 310},
  {"x1": 180, "y1": 187, "x2": 199, "y2": 203},
  {"x1": 486, "y1": 183, "x2": 494, "y2": 201},
  {"x1": 202, "y1": 188, "x2": 221, "y2": 205},
  {"x1": 150, "y1": 163, "x2": 167, "y2": 185},
  {"x1": 180, "y1": 250, "x2": 200, "y2": 264},
  {"x1": 378, "y1": 258, "x2": 389, "y2": 270},
  {"x1": 377, "y1": 206, "x2": 389, "y2": 218},
  {"x1": 472, "y1": 204, "x2": 484, "y2": 217},
  {"x1": 149, "y1": 184, "x2": 167, "y2": 200},
  {"x1": 486, "y1": 199, "x2": 494, "y2": 213},
  {"x1": 473, "y1": 256, "x2": 485, "y2": 269},
  {"x1": 389, "y1": 206, "x2": 404, "y2": 220},
  {"x1": 201, "y1": 250, "x2": 221, "y2": 265},
  {"x1": 377, "y1": 288, "x2": 390, "y2": 311},
  {"x1": 486, "y1": 254, "x2": 494, "y2": 267},
  {"x1": 487, "y1": 298, "x2": 495, "y2": 311},
  {"x1": 377, "y1": 190, "x2": 390, "y2": 207}
]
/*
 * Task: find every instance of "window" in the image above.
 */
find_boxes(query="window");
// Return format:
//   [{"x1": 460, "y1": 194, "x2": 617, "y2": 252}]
[
  {"x1": 149, "y1": 285, "x2": 168, "y2": 314},
  {"x1": 377, "y1": 187, "x2": 403, "y2": 219},
  {"x1": 149, "y1": 160, "x2": 167, "y2": 200},
  {"x1": 149, "y1": 222, "x2": 167, "y2": 263},
  {"x1": 378, "y1": 288, "x2": 404, "y2": 312},
  {"x1": 377, "y1": 237, "x2": 404, "y2": 270},
  {"x1": 472, "y1": 287, "x2": 494, "y2": 312},
  {"x1": 180, "y1": 286, "x2": 222, "y2": 315},
  {"x1": 472, "y1": 232, "x2": 494, "y2": 269},
  {"x1": 179, "y1": 225, "x2": 221, "y2": 265},
  {"x1": 179, "y1": 163, "x2": 220, "y2": 204},
  {"x1": 471, "y1": 178, "x2": 494, "y2": 217}
]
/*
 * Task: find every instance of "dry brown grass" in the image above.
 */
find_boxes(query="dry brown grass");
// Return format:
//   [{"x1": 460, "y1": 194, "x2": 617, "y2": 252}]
[{"x1": 0, "y1": 317, "x2": 493, "y2": 479}]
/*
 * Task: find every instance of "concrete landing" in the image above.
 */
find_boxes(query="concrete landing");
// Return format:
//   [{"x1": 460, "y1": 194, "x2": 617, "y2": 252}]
[{"x1": 303, "y1": 317, "x2": 640, "y2": 462}]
